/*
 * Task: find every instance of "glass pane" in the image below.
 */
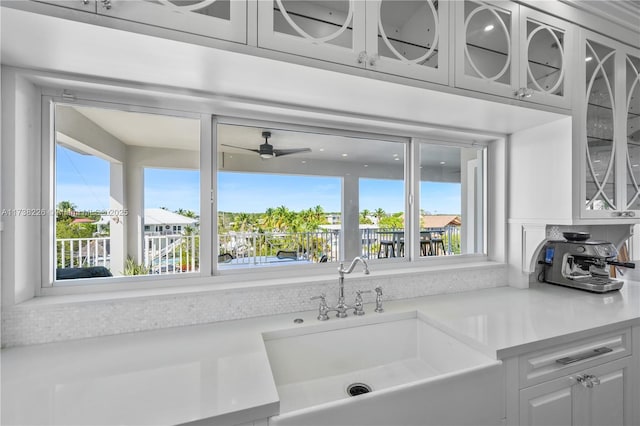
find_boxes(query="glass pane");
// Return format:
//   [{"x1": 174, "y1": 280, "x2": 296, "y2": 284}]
[
  {"x1": 585, "y1": 40, "x2": 616, "y2": 210},
  {"x1": 54, "y1": 105, "x2": 201, "y2": 282},
  {"x1": 464, "y1": 1, "x2": 511, "y2": 84},
  {"x1": 527, "y1": 20, "x2": 564, "y2": 95},
  {"x1": 378, "y1": 0, "x2": 438, "y2": 67},
  {"x1": 360, "y1": 178, "x2": 405, "y2": 260},
  {"x1": 217, "y1": 124, "x2": 405, "y2": 268},
  {"x1": 274, "y1": 0, "x2": 353, "y2": 49},
  {"x1": 626, "y1": 55, "x2": 640, "y2": 209},
  {"x1": 418, "y1": 144, "x2": 484, "y2": 256}
]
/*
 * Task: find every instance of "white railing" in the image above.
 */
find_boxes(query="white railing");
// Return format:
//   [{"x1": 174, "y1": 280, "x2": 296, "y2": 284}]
[
  {"x1": 57, "y1": 237, "x2": 110, "y2": 268},
  {"x1": 144, "y1": 234, "x2": 199, "y2": 274},
  {"x1": 218, "y1": 230, "x2": 341, "y2": 265},
  {"x1": 55, "y1": 226, "x2": 461, "y2": 275}
]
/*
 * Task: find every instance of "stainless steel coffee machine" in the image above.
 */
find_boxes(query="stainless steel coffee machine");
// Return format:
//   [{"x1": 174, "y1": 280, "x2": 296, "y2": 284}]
[{"x1": 541, "y1": 232, "x2": 635, "y2": 293}]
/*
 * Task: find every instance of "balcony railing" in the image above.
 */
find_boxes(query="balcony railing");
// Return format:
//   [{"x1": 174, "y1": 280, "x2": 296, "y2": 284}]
[{"x1": 55, "y1": 226, "x2": 460, "y2": 277}]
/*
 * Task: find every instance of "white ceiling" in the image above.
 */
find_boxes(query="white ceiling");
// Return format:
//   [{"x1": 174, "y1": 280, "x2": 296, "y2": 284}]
[
  {"x1": 62, "y1": 105, "x2": 465, "y2": 169},
  {"x1": 73, "y1": 105, "x2": 201, "y2": 151}
]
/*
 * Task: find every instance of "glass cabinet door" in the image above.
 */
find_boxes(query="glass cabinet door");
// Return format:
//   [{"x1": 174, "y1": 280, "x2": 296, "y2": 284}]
[
  {"x1": 258, "y1": 0, "x2": 366, "y2": 67},
  {"x1": 625, "y1": 54, "x2": 640, "y2": 210},
  {"x1": 454, "y1": 0, "x2": 519, "y2": 98},
  {"x1": 98, "y1": 0, "x2": 247, "y2": 44},
  {"x1": 584, "y1": 37, "x2": 617, "y2": 213},
  {"x1": 366, "y1": 0, "x2": 448, "y2": 85},
  {"x1": 519, "y1": 7, "x2": 573, "y2": 108}
]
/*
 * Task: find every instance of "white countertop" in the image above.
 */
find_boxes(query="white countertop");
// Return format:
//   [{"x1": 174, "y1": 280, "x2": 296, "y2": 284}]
[{"x1": 3, "y1": 281, "x2": 640, "y2": 426}]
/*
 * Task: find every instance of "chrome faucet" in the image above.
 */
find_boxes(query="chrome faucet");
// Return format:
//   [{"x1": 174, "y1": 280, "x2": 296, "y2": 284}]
[{"x1": 311, "y1": 257, "x2": 371, "y2": 320}]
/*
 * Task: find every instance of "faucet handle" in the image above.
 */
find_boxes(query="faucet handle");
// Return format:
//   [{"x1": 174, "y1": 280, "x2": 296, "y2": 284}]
[
  {"x1": 374, "y1": 286, "x2": 384, "y2": 313},
  {"x1": 353, "y1": 290, "x2": 372, "y2": 316},
  {"x1": 310, "y1": 293, "x2": 326, "y2": 302},
  {"x1": 311, "y1": 294, "x2": 330, "y2": 321}
]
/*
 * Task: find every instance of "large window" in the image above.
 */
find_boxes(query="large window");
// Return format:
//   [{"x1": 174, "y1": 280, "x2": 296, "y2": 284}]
[
  {"x1": 52, "y1": 103, "x2": 200, "y2": 283},
  {"x1": 49, "y1": 104, "x2": 486, "y2": 286}
]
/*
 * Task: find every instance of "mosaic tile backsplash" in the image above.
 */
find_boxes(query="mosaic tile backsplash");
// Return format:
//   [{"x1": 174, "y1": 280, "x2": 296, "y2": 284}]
[{"x1": 2, "y1": 265, "x2": 507, "y2": 347}]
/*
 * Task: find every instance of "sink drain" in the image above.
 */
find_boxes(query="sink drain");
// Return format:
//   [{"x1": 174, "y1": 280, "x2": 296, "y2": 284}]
[{"x1": 346, "y1": 382, "x2": 372, "y2": 397}]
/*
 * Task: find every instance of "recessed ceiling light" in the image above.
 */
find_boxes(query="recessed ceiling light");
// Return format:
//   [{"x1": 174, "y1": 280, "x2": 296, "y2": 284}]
[
  {"x1": 484, "y1": 24, "x2": 494, "y2": 32},
  {"x1": 594, "y1": 159, "x2": 601, "y2": 163},
  {"x1": 364, "y1": 164, "x2": 368, "y2": 167},
  {"x1": 633, "y1": 164, "x2": 639, "y2": 167},
  {"x1": 319, "y1": 148, "x2": 325, "y2": 152},
  {"x1": 586, "y1": 56, "x2": 593, "y2": 62},
  {"x1": 342, "y1": 153, "x2": 348, "y2": 157},
  {"x1": 394, "y1": 157, "x2": 400, "y2": 161},
  {"x1": 393, "y1": 153, "x2": 399, "y2": 157},
  {"x1": 301, "y1": 160, "x2": 307, "y2": 164},
  {"x1": 440, "y1": 161, "x2": 446, "y2": 165}
]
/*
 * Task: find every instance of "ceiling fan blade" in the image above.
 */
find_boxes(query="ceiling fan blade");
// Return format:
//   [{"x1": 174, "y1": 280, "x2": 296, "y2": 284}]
[
  {"x1": 273, "y1": 148, "x2": 312, "y2": 157},
  {"x1": 221, "y1": 143, "x2": 260, "y2": 154}
]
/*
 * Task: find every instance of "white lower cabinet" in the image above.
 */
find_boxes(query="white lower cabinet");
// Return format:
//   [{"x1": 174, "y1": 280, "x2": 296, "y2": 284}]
[
  {"x1": 519, "y1": 356, "x2": 632, "y2": 426},
  {"x1": 506, "y1": 327, "x2": 638, "y2": 426}
]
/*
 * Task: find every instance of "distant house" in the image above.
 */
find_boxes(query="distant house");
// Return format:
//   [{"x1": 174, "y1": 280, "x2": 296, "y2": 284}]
[
  {"x1": 143, "y1": 208, "x2": 198, "y2": 235},
  {"x1": 97, "y1": 208, "x2": 198, "y2": 236},
  {"x1": 421, "y1": 215, "x2": 461, "y2": 229},
  {"x1": 325, "y1": 213, "x2": 341, "y2": 225}
]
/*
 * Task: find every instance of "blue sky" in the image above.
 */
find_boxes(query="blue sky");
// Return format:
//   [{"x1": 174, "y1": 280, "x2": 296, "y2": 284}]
[{"x1": 56, "y1": 146, "x2": 461, "y2": 215}]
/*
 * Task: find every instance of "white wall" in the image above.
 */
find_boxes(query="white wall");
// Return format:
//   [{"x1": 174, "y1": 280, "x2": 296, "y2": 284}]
[
  {"x1": 1, "y1": 69, "x2": 41, "y2": 305},
  {"x1": 507, "y1": 117, "x2": 574, "y2": 287}
]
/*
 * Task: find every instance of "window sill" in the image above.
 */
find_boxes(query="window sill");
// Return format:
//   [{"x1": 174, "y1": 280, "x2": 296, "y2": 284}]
[{"x1": 21, "y1": 256, "x2": 503, "y2": 308}]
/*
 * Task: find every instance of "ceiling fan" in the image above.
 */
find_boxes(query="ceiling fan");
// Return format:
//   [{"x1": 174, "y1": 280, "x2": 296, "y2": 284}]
[{"x1": 222, "y1": 131, "x2": 312, "y2": 159}]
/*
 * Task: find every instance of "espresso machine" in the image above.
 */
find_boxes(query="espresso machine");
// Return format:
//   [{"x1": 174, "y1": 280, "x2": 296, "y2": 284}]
[{"x1": 541, "y1": 232, "x2": 635, "y2": 293}]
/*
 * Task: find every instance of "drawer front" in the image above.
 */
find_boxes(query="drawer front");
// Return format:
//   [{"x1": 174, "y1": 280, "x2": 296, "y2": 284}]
[{"x1": 519, "y1": 328, "x2": 631, "y2": 388}]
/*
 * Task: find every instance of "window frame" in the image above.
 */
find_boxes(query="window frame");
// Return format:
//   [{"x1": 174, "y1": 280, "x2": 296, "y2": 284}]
[
  {"x1": 37, "y1": 93, "x2": 494, "y2": 296},
  {"x1": 42, "y1": 96, "x2": 206, "y2": 289}
]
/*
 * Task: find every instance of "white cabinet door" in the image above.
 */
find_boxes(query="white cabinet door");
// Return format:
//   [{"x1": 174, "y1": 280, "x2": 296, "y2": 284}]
[
  {"x1": 574, "y1": 357, "x2": 632, "y2": 426},
  {"x1": 454, "y1": 0, "x2": 519, "y2": 99},
  {"x1": 581, "y1": 29, "x2": 640, "y2": 219},
  {"x1": 365, "y1": 0, "x2": 449, "y2": 85},
  {"x1": 257, "y1": 0, "x2": 366, "y2": 67},
  {"x1": 97, "y1": 0, "x2": 247, "y2": 44},
  {"x1": 520, "y1": 357, "x2": 632, "y2": 426},
  {"x1": 518, "y1": 6, "x2": 574, "y2": 109},
  {"x1": 257, "y1": 0, "x2": 448, "y2": 84},
  {"x1": 455, "y1": 1, "x2": 574, "y2": 108},
  {"x1": 519, "y1": 376, "x2": 575, "y2": 426},
  {"x1": 622, "y1": 50, "x2": 640, "y2": 212},
  {"x1": 34, "y1": 0, "x2": 96, "y2": 12}
]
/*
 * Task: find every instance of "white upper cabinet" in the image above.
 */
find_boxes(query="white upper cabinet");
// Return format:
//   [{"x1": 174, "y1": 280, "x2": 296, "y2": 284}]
[
  {"x1": 257, "y1": 0, "x2": 449, "y2": 85},
  {"x1": 96, "y1": 0, "x2": 247, "y2": 44},
  {"x1": 454, "y1": 1, "x2": 574, "y2": 109},
  {"x1": 582, "y1": 29, "x2": 640, "y2": 219},
  {"x1": 623, "y1": 52, "x2": 640, "y2": 211},
  {"x1": 364, "y1": 0, "x2": 449, "y2": 84},
  {"x1": 257, "y1": 0, "x2": 366, "y2": 67}
]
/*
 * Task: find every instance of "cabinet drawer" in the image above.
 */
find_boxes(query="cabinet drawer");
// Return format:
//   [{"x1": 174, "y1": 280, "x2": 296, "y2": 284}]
[{"x1": 519, "y1": 328, "x2": 631, "y2": 388}]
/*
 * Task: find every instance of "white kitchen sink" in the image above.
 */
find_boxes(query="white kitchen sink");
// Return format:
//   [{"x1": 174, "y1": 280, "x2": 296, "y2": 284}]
[{"x1": 263, "y1": 311, "x2": 503, "y2": 426}]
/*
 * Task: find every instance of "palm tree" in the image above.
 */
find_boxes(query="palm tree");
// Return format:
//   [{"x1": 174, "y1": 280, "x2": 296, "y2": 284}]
[
  {"x1": 313, "y1": 205, "x2": 325, "y2": 222},
  {"x1": 233, "y1": 213, "x2": 251, "y2": 232},
  {"x1": 56, "y1": 200, "x2": 77, "y2": 218},
  {"x1": 360, "y1": 209, "x2": 372, "y2": 224},
  {"x1": 374, "y1": 208, "x2": 386, "y2": 224}
]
